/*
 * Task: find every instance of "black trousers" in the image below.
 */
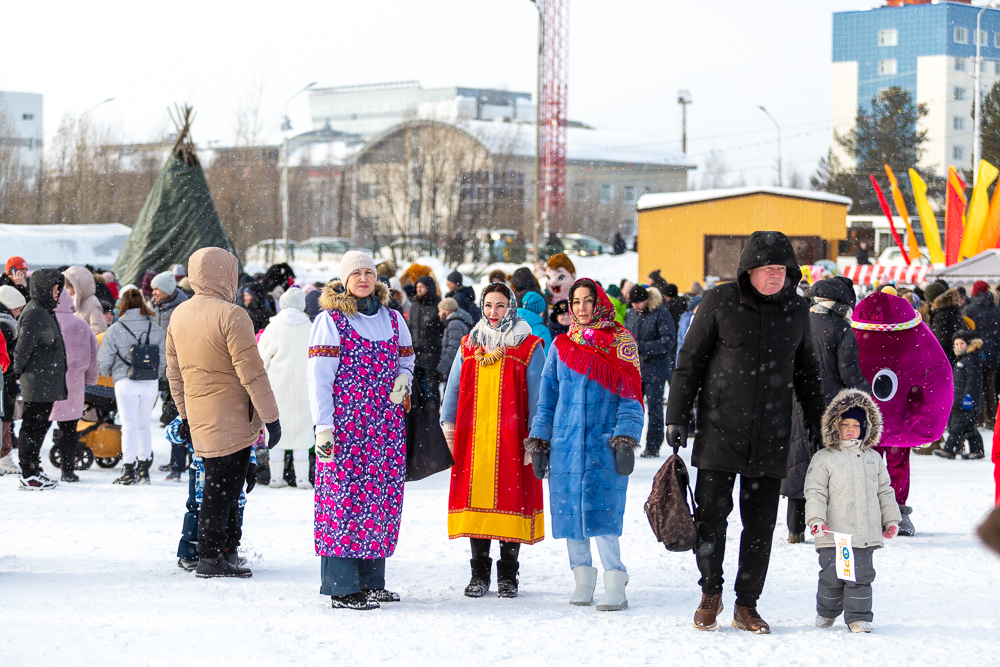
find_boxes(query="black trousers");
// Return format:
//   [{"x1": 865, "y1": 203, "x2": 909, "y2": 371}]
[
  {"x1": 694, "y1": 469, "x2": 782, "y2": 608},
  {"x1": 786, "y1": 497, "x2": 806, "y2": 534},
  {"x1": 198, "y1": 446, "x2": 251, "y2": 559},
  {"x1": 945, "y1": 409, "x2": 985, "y2": 456},
  {"x1": 18, "y1": 401, "x2": 53, "y2": 477},
  {"x1": 53, "y1": 419, "x2": 79, "y2": 471},
  {"x1": 640, "y1": 362, "x2": 670, "y2": 454},
  {"x1": 982, "y1": 368, "x2": 998, "y2": 429},
  {"x1": 470, "y1": 538, "x2": 520, "y2": 562}
]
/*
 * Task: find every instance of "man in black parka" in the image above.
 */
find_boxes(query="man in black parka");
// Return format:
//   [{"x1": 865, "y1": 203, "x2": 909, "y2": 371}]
[
  {"x1": 665, "y1": 231, "x2": 824, "y2": 634},
  {"x1": 13, "y1": 269, "x2": 68, "y2": 490}
]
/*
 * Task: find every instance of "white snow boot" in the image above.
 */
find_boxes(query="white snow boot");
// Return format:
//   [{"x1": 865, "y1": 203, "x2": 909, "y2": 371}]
[
  {"x1": 269, "y1": 458, "x2": 288, "y2": 488},
  {"x1": 0, "y1": 453, "x2": 18, "y2": 475},
  {"x1": 294, "y1": 457, "x2": 311, "y2": 490},
  {"x1": 816, "y1": 615, "x2": 836, "y2": 628},
  {"x1": 849, "y1": 621, "x2": 871, "y2": 633},
  {"x1": 570, "y1": 566, "x2": 598, "y2": 606},
  {"x1": 595, "y1": 570, "x2": 628, "y2": 611}
]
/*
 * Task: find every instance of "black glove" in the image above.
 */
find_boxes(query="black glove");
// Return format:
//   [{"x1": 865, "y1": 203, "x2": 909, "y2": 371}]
[
  {"x1": 808, "y1": 424, "x2": 823, "y2": 455},
  {"x1": 245, "y1": 463, "x2": 257, "y2": 493},
  {"x1": 265, "y1": 420, "x2": 281, "y2": 449},
  {"x1": 531, "y1": 451, "x2": 549, "y2": 480},
  {"x1": 178, "y1": 419, "x2": 191, "y2": 442},
  {"x1": 615, "y1": 445, "x2": 636, "y2": 475},
  {"x1": 667, "y1": 424, "x2": 688, "y2": 452}
]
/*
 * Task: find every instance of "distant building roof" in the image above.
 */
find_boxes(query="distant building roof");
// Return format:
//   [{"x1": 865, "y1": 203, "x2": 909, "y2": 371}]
[{"x1": 637, "y1": 186, "x2": 852, "y2": 211}]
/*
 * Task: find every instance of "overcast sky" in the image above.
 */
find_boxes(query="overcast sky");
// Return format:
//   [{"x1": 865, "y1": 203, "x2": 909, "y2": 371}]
[{"x1": 3, "y1": 0, "x2": 871, "y2": 187}]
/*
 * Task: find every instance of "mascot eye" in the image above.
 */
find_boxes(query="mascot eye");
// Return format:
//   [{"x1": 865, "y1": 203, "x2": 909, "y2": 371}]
[{"x1": 872, "y1": 369, "x2": 898, "y2": 402}]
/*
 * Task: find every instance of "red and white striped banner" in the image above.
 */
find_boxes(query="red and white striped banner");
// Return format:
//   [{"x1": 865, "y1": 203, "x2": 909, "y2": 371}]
[{"x1": 841, "y1": 264, "x2": 932, "y2": 286}]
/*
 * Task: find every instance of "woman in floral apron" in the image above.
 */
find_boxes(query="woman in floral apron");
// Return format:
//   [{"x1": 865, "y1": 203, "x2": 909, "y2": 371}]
[{"x1": 308, "y1": 252, "x2": 414, "y2": 610}]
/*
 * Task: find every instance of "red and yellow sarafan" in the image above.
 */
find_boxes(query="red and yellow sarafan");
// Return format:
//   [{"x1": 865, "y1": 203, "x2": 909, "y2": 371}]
[{"x1": 448, "y1": 335, "x2": 544, "y2": 544}]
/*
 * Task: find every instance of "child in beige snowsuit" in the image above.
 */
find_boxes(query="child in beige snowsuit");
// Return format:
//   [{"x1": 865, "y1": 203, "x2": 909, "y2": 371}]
[{"x1": 804, "y1": 389, "x2": 901, "y2": 634}]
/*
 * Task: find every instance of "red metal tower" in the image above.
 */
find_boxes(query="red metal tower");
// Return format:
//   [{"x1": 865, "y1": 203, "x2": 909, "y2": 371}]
[{"x1": 540, "y1": 0, "x2": 569, "y2": 234}]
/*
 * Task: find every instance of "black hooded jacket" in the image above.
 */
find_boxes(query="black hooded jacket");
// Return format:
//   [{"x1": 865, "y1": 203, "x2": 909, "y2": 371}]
[
  {"x1": 0, "y1": 302, "x2": 18, "y2": 420},
  {"x1": 666, "y1": 231, "x2": 824, "y2": 479},
  {"x1": 807, "y1": 277, "x2": 868, "y2": 403},
  {"x1": 446, "y1": 285, "x2": 481, "y2": 321},
  {"x1": 963, "y1": 291, "x2": 1000, "y2": 369},
  {"x1": 241, "y1": 282, "x2": 273, "y2": 333},
  {"x1": 409, "y1": 277, "x2": 444, "y2": 370},
  {"x1": 13, "y1": 269, "x2": 68, "y2": 403}
]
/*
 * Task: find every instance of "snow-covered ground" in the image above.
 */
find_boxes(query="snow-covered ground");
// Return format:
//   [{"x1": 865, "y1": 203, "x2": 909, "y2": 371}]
[{"x1": 1, "y1": 417, "x2": 997, "y2": 666}]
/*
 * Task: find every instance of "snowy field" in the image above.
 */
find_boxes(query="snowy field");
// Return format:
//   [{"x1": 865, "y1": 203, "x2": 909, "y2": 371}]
[{"x1": 1, "y1": 416, "x2": 998, "y2": 667}]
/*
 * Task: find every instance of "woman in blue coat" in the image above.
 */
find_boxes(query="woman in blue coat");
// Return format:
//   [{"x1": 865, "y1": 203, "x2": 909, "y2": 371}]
[
  {"x1": 526, "y1": 278, "x2": 644, "y2": 611},
  {"x1": 518, "y1": 290, "x2": 553, "y2": 351}
]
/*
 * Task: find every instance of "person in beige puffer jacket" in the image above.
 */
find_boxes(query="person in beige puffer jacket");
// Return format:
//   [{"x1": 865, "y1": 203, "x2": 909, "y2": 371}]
[
  {"x1": 805, "y1": 388, "x2": 901, "y2": 634},
  {"x1": 166, "y1": 247, "x2": 281, "y2": 578},
  {"x1": 63, "y1": 266, "x2": 107, "y2": 336}
]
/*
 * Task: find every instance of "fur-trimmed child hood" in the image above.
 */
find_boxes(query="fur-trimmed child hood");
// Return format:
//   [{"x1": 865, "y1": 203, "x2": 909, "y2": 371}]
[
  {"x1": 821, "y1": 389, "x2": 883, "y2": 450},
  {"x1": 319, "y1": 279, "x2": 391, "y2": 315}
]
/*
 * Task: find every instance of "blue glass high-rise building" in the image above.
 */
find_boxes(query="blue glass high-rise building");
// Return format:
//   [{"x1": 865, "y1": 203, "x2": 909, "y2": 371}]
[{"x1": 833, "y1": 1, "x2": 1000, "y2": 176}]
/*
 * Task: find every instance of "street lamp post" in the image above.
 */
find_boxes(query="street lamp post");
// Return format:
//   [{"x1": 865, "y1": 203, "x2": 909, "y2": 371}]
[
  {"x1": 282, "y1": 82, "x2": 317, "y2": 263},
  {"x1": 974, "y1": 3, "x2": 1000, "y2": 185},
  {"x1": 80, "y1": 97, "x2": 115, "y2": 226},
  {"x1": 759, "y1": 105, "x2": 782, "y2": 187},
  {"x1": 530, "y1": 0, "x2": 543, "y2": 261}
]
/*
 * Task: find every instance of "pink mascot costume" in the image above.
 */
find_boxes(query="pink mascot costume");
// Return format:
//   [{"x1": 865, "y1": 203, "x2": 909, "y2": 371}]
[{"x1": 851, "y1": 288, "x2": 953, "y2": 535}]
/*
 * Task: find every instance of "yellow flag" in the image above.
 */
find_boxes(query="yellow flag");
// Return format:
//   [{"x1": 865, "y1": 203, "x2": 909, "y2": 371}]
[
  {"x1": 960, "y1": 159, "x2": 999, "y2": 261},
  {"x1": 885, "y1": 165, "x2": 921, "y2": 261},
  {"x1": 978, "y1": 177, "x2": 1000, "y2": 253},
  {"x1": 909, "y1": 169, "x2": 945, "y2": 264}
]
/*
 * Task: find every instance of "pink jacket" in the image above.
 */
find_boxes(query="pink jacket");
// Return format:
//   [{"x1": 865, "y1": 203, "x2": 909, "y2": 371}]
[{"x1": 50, "y1": 290, "x2": 99, "y2": 422}]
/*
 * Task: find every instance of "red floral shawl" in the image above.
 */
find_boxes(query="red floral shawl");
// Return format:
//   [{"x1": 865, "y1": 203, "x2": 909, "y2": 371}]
[{"x1": 553, "y1": 278, "x2": 643, "y2": 406}]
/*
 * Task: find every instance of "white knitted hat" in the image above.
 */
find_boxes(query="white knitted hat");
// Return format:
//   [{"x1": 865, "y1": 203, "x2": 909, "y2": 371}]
[
  {"x1": 279, "y1": 286, "x2": 306, "y2": 312},
  {"x1": 339, "y1": 251, "x2": 377, "y2": 284},
  {"x1": 0, "y1": 285, "x2": 26, "y2": 310}
]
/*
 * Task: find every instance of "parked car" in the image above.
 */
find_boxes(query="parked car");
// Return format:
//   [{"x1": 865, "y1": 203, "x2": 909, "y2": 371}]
[
  {"x1": 299, "y1": 237, "x2": 352, "y2": 260},
  {"x1": 561, "y1": 234, "x2": 610, "y2": 257},
  {"x1": 245, "y1": 239, "x2": 301, "y2": 265},
  {"x1": 875, "y1": 247, "x2": 931, "y2": 267}
]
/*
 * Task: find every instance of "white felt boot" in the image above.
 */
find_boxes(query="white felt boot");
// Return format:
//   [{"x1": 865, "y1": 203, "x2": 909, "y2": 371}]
[
  {"x1": 294, "y1": 456, "x2": 311, "y2": 489},
  {"x1": 570, "y1": 566, "x2": 598, "y2": 606},
  {"x1": 595, "y1": 570, "x2": 629, "y2": 611}
]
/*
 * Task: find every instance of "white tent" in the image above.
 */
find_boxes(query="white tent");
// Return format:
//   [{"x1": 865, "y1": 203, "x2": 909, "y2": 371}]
[
  {"x1": 927, "y1": 249, "x2": 1000, "y2": 286},
  {"x1": 0, "y1": 223, "x2": 132, "y2": 270}
]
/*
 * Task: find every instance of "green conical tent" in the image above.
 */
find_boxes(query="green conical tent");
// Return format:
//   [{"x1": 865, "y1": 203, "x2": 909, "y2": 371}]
[{"x1": 112, "y1": 105, "x2": 235, "y2": 285}]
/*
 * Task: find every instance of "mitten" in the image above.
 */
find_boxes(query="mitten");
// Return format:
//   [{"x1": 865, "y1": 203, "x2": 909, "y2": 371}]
[
  {"x1": 389, "y1": 374, "x2": 410, "y2": 405},
  {"x1": 524, "y1": 437, "x2": 550, "y2": 480},
  {"x1": 810, "y1": 523, "x2": 829, "y2": 536},
  {"x1": 442, "y1": 422, "x2": 456, "y2": 454},
  {"x1": 316, "y1": 429, "x2": 335, "y2": 463},
  {"x1": 609, "y1": 435, "x2": 639, "y2": 475},
  {"x1": 883, "y1": 524, "x2": 898, "y2": 539},
  {"x1": 962, "y1": 394, "x2": 975, "y2": 411},
  {"x1": 265, "y1": 420, "x2": 281, "y2": 449},
  {"x1": 178, "y1": 419, "x2": 191, "y2": 442},
  {"x1": 807, "y1": 424, "x2": 824, "y2": 455},
  {"x1": 245, "y1": 463, "x2": 257, "y2": 494}
]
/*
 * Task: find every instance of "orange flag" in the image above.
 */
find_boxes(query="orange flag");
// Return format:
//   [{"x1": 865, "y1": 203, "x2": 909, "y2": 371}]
[
  {"x1": 945, "y1": 167, "x2": 967, "y2": 266},
  {"x1": 885, "y1": 165, "x2": 921, "y2": 262},
  {"x1": 979, "y1": 176, "x2": 1000, "y2": 253}
]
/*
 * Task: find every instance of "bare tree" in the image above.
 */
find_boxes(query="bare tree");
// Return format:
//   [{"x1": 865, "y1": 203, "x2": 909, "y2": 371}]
[{"x1": 699, "y1": 149, "x2": 729, "y2": 190}]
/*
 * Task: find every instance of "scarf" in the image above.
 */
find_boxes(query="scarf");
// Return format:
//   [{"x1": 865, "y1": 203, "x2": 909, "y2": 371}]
[
  {"x1": 810, "y1": 299, "x2": 852, "y2": 322},
  {"x1": 467, "y1": 282, "x2": 530, "y2": 362},
  {"x1": 553, "y1": 278, "x2": 643, "y2": 405},
  {"x1": 334, "y1": 283, "x2": 382, "y2": 316}
]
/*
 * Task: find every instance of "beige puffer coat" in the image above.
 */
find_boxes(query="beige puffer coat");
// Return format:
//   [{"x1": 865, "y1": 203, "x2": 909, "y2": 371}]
[
  {"x1": 165, "y1": 248, "x2": 279, "y2": 458},
  {"x1": 63, "y1": 265, "x2": 107, "y2": 336},
  {"x1": 805, "y1": 389, "x2": 901, "y2": 550}
]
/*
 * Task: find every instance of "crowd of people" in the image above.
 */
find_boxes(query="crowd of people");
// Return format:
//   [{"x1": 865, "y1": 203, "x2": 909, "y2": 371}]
[{"x1": 1, "y1": 234, "x2": 999, "y2": 632}]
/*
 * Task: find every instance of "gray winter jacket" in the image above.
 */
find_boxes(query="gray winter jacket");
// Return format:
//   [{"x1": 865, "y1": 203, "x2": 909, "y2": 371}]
[
  {"x1": 97, "y1": 309, "x2": 167, "y2": 382},
  {"x1": 154, "y1": 288, "x2": 189, "y2": 334},
  {"x1": 804, "y1": 389, "x2": 901, "y2": 550},
  {"x1": 437, "y1": 308, "x2": 475, "y2": 376}
]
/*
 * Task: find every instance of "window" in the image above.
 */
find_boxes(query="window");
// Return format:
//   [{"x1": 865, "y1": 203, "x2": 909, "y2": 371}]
[
  {"x1": 21, "y1": 113, "x2": 33, "y2": 121},
  {"x1": 995, "y1": 61, "x2": 1000, "y2": 75},
  {"x1": 879, "y1": 59, "x2": 898, "y2": 75},
  {"x1": 600, "y1": 184, "x2": 612, "y2": 202},
  {"x1": 955, "y1": 27, "x2": 969, "y2": 44},
  {"x1": 954, "y1": 87, "x2": 967, "y2": 101},
  {"x1": 953, "y1": 146, "x2": 964, "y2": 160},
  {"x1": 978, "y1": 30, "x2": 989, "y2": 47},
  {"x1": 995, "y1": 32, "x2": 1000, "y2": 48},
  {"x1": 624, "y1": 186, "x2": 636, "y2": 203},
  {"x1": 878, "y1": 29, "x2": 898, "y2": 47},
  {"x1": 955, "y1": 57, "x2": 967, "y2": 72},
  {"x1": 954, "y1": 116, "x2": 965, "y2": 131},
  {"x1": 573, "y1": 183, "x2": 587, "y2": 201}
]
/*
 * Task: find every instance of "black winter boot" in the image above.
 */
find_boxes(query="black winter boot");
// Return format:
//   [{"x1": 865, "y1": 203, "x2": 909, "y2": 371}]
[
  {"x1": 136, "y1": 459, "x2": 152, "y2": 484},
  {"x1": 225, "y1": 548, "x2": 248, "y2": 567},
  {"x1": 114, "y1": 464, "x2": 137, "y2": 485},
  {"x1": 496, "y1": 560, "x2": 520, "y2": 598},
  {"x1": 331, "y1": 591, "x2": 379, "y2": 610},
  {"x1": 60, "y1": 435, "x2": 79, "y2": 483},
  {"x1": 464, "y1": 557, "x2": 492, "y2": 598},
  {"x1": 196, "y1": 553, "x2": 252, "y2": 578}
]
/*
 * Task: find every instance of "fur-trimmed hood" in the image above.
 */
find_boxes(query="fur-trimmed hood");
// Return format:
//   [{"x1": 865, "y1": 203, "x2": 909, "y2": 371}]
[
  {"x1": 962, "y1": 338, "x2": 984, "y2": 354},
  {"x1": 821, "y1": 389, "x2": 883, "y2": 450},
  {"x1": 319, "y1": 279, "x2": 391, "y2": 315},
  {"x1": 931, "y1": 287, "x2": 962, "y2": 311},
  {"x1": 646, "y1": 286, "x2": 664, "y2": 312}
]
